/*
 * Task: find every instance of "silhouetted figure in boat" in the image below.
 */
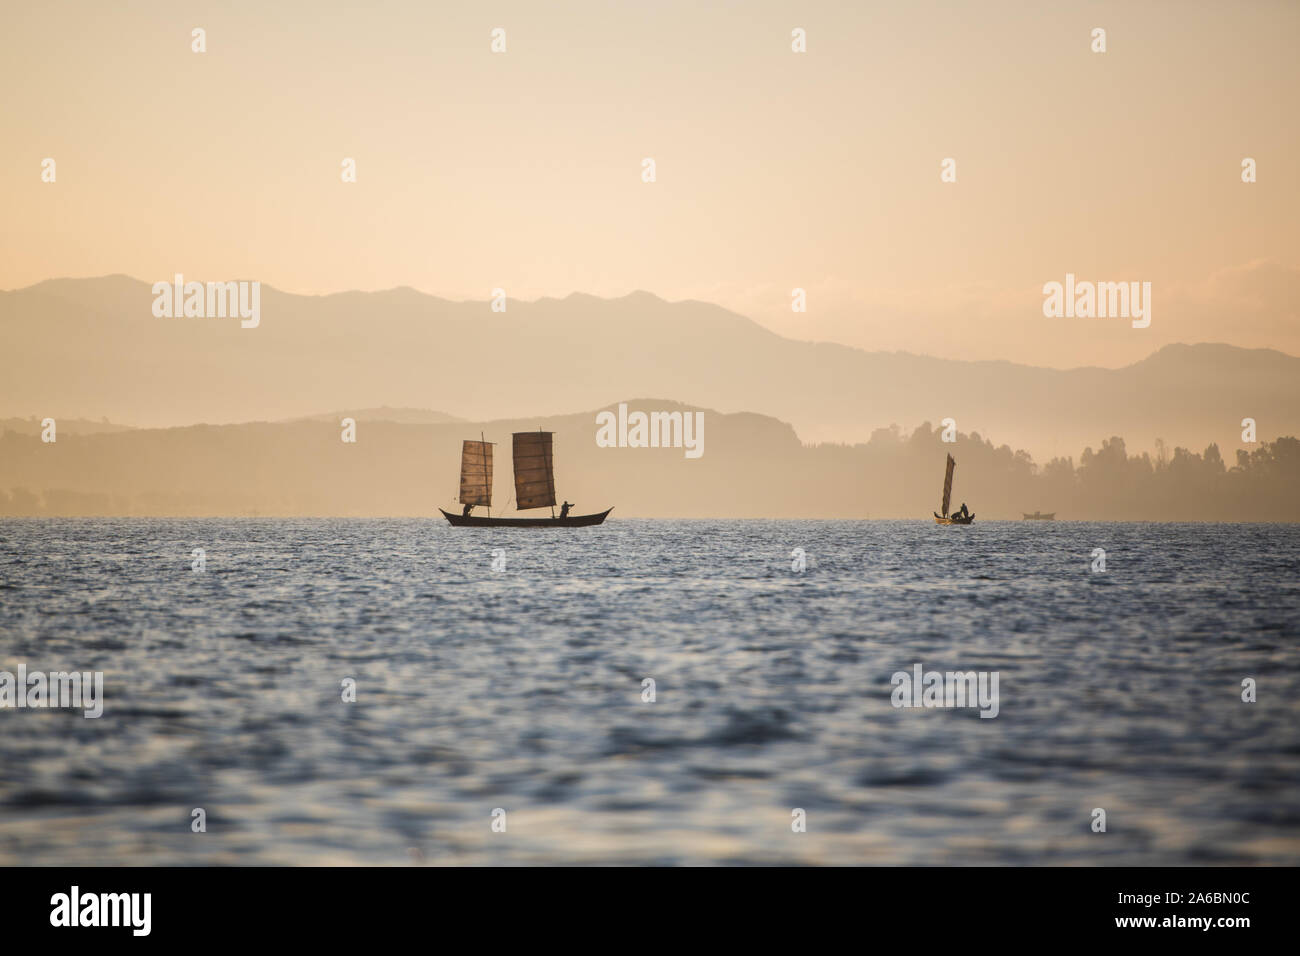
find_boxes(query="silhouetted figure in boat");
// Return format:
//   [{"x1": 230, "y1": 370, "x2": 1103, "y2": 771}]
[
  {"x1": 959, "y1": 503, "x2": 969, "y2": 518},
  {"x1": 559, "y1": 501, "x2": 573, "y2": 519},
  {"x1": 462, "y1": 503, "x2": 474, "y2": 517}
]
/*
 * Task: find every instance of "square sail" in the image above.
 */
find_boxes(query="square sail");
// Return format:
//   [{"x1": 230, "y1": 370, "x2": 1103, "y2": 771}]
[
  {"x1": 512, "y1": 431, "x2": 556, "y2": 510},
  {"x1": 459, "y1": 440, "x2": 494, "y2": 506}
]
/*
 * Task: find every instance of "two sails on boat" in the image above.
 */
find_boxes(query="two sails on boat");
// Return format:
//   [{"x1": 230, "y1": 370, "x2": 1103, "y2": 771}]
[
  {"x1": 440, "y1": 430, "x2": 612, "y2": 527},
  {"x1": 933, "y1": 453, "x2": 975, "y2": 524}
]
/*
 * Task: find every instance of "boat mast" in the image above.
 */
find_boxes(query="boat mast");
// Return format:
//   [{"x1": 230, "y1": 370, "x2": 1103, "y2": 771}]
[{"x1": 543, "y1": 427, "x2": 555, "y2": 518}]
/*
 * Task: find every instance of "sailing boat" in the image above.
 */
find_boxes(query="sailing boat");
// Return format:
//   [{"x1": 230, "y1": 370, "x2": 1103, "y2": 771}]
[
  {"x1": 932, "y1": 453, "x2": 975, "y2": 524},
  {"x1": 439, "y1": 430, "x2": 613, "y2": 528}
]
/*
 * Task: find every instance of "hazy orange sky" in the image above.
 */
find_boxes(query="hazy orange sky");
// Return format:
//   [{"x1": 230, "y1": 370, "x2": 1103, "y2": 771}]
[{"x1": 3, "y1": 0, "x2": 1297, "y2": 367}]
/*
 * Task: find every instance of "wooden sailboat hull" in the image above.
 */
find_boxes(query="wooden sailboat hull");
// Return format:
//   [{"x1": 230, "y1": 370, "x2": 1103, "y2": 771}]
[
  {"x1": 440, "y1": 507, "x2": 612, "y2": 528},
  {"x1": 934, "y1": 512, "x2": 975, "y2": 525}
]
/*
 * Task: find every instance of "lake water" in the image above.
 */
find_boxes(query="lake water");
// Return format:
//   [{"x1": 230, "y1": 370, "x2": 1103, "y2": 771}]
[{"x1": 1, "y1": 518, "x2": 1298, "y2": 865}]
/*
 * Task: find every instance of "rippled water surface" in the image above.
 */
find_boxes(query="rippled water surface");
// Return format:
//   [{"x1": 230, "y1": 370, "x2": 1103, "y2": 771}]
[{"x1": 1, "y1": 518, "x2": 1298, "y2": 865}]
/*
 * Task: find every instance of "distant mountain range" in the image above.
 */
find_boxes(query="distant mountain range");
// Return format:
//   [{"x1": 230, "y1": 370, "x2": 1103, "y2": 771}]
[
  {"x1": 287, "y1": 407, "x2": 463, "y2": 426},
  {"x1": 2, "y1": 276, "x2": 1297, "y2": 462},
  {"x1": 1, "y1": 408, "x2": 463, "y2": 434},
  {"x1": 0, "y1": 416, "x2": 135, "y2": 437}
]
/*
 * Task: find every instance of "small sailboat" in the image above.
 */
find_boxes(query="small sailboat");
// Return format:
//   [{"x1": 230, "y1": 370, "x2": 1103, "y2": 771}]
[
  {"x1": 933, "y1": 453, "x2": 975, "y2": 524},
  {"x1": 439, "y1": 431, "x2": 612, "y2": 528},
  {"x1": 1022, "y1": 511, "x2": 1055, "y2": 520}
]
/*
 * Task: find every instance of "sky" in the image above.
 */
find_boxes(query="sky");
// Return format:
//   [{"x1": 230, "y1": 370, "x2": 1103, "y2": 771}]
[{"x1": 2, "y1": 0, "x2": 1297, "y2": 367}]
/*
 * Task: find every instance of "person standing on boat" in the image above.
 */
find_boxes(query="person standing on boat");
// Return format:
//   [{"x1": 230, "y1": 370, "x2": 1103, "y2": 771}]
[
  {"x1": 462, "y1": 502, "x2": 473, "y2": 517},
  {"x1": 560, "y1": 501, "x2": 573, "y2": 518},
  {"x1": 959, "y1": 502, "x2": 969, "y2": 518}
]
